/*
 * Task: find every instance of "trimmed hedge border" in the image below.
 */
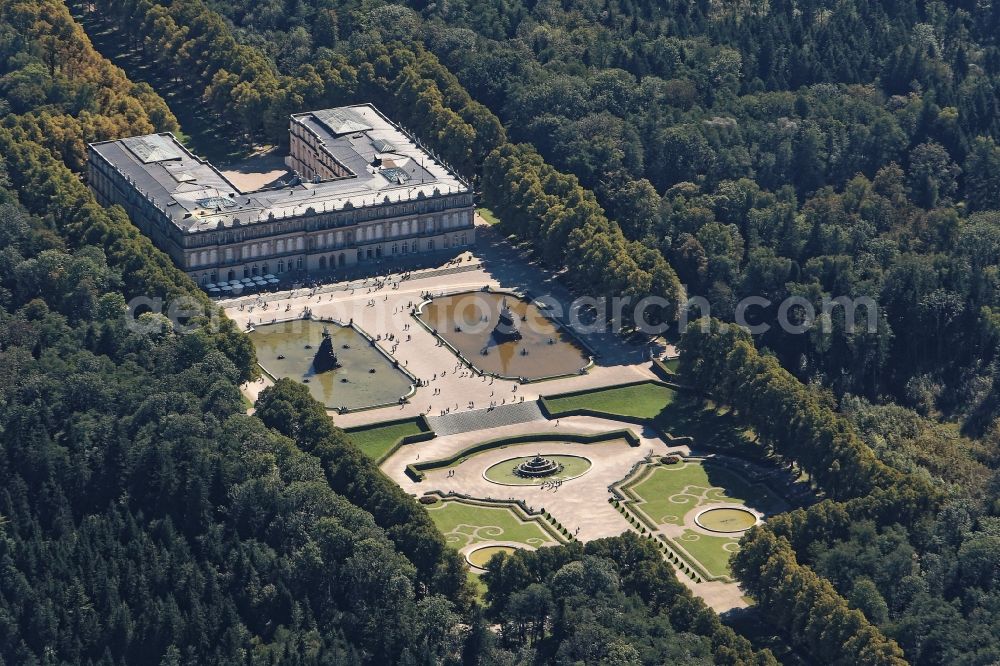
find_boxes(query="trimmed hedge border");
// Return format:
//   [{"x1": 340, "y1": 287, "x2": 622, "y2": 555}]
[
  {"x1": 405, "y1": 429, "x2": 640, "y2": 482},
  {"x1": 420, "y1": 491, "x2": 575, "y2": 545},
  {"x1": 343, "y1": 415, "x2": 436, "y2": 464},
  {"x1": 608, "y1": 461, "x2": 719, "y2": 583},
  {"x1": 538, "y1": 380, "x2": 695, "y2": 447},
  {"x1": 608, "y1": 454, "x2": 791, "y2": 584},
  {"x1": 650, "y1": 358, "x2": 676, "y2": 382}
]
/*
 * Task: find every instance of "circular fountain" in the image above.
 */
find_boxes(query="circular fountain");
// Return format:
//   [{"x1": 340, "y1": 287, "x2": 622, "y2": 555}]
[
  {"x1": 694, "y1": 506, "x2": 759, "y2": 533},
  {"x1": 483, "y1": 454, "x2": 592, "y2": 486},
  {"x1": 513, "y1": 454, "x2": 563, "y2": 478}
]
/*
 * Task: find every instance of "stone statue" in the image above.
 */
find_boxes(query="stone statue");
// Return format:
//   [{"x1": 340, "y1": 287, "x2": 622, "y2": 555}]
[
  {"x1": 492, "y1": 297, "x2": 523, "y2": 342},
  {"x1": 313, "y1": 326, "x2": 341, "y2": 373}
]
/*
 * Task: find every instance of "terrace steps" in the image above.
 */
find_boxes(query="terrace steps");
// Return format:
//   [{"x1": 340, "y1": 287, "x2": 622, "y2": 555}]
[{"x1": 427, "y1": 400, "x2": 545, "y2": 436}]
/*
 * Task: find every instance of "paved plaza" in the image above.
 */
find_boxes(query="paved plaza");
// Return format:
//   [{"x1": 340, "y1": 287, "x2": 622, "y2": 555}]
[
  {"x1": 380, "y1": 415, "x2": 750, "y2": 611},
  {"x1": 227, "y1": 220, "x2": 660, "y2": 428},
  {"x1": 227, "y1": 219, "x2": 754, "y2": 612}
]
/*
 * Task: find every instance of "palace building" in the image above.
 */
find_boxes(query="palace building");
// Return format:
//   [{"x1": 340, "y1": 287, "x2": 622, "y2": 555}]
[{"x1": 87, "y1": 104, "x2": 475, "y2": 285}]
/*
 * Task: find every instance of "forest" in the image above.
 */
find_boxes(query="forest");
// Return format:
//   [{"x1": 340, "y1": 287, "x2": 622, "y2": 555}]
[
  {"x1": 2, "y1": 0, "x2": 1000, "y2": 663},
  {"x1": 175, "y1": 0, "x2": 1000, "y2": 423},
  {"x1": 0, "y1": 1, "x2": 774, "y2": 663}
]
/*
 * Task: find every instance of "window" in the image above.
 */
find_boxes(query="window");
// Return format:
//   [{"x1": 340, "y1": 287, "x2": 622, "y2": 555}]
[
  {"x1": 278, "y1": 260, "x2": 284, "y2": 273},
  {"x1": 252, "y1": 265, "x2": 259, "y2": 277},
  {"x1": 244, "y1": 268, "x2": 250, "y2": 278},
  {"x1": 296, "y1": 258, "x2": 303, "y2": 270},
  {"x1": 402, "y1": 241, "x2": 408, "y2": 254},
  {"x1": 319, "y1": 256, "x2": 327, "y2": 269},
  {"x1": 427, "y1": 240, "x2": 434, "y2": 251}
]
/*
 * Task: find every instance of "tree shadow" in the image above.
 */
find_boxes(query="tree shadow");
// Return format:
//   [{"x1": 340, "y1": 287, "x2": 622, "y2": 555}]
[
  {"x1": 472, "y1": 225, "x2": 661, "y2": 368},
  {"x1": 652, "y1": 392, "x2": 759, "y2": 454}
]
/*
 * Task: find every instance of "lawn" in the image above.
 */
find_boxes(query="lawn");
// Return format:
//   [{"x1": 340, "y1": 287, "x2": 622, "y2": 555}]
[
  {"x1": 546, "y1": 382, "x2": 759, "y2": 452},
  {"x1": 425, "y1": 500, "x2": 562, "y2": 549},
  {"x1": 544, "y1": 382, "x2": 677, "y2": 420},
  {"x1": 629, "y1": 461, "x2": 782, "y2": 527},
  {"x1": 675, "y1": 529, "x2": 741, "y2": 579},
  {"x1": 476, "y1": 207, "x2": 502, "y2": 226},
  {"x1": 483, "y1": 454, "x2": 592, "y2": 484},
  {"x1": 345, "y1": 420, "x2": 426, "y2": 461},
  {"x1": 624, "y1": 459, "x2": 786, "y2": 579}
]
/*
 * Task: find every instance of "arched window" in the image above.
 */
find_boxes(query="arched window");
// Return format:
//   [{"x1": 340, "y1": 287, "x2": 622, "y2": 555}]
[
  {"x1": 319, "y1": 256, "x2": 327, "y2": 269},
  {"x1": 338, "y1": 254, "x2": 346, "y2": 267},
  {"x1": 252, "y1": 265, "x2": 259, "y2": 277}
]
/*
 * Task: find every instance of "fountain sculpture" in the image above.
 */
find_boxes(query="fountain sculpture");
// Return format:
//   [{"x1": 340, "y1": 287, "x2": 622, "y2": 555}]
[
  {"x1": 312, "y1": 326, "x2": 342, "y2": 373},
  {"x1": 512, "y1": 454, "x2": 564, "y2": 478},
  {"x1": 492, "y1": 297, "x2": 523, "y2": 343}
]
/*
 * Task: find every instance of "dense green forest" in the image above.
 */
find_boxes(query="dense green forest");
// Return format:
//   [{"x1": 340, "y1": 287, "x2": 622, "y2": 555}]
[
  {"x1": 3, "y1": 0, "x2": 1000, "y2": 662},
  {"x1": 0, "y1": 2, "x2": 475, "y2": 662},
  {"x1": 65, "y1": 0, "x2": 1000, "y2": 663},
  {"x1": 181, "y1": 0, "x2": 1000, "y2": 426},
  {"x1": 0, "y1": 1, "x2": 784, "y2": 663}
]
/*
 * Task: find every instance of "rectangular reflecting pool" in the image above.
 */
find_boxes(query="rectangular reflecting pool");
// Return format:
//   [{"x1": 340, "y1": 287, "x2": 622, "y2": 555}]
[
  {"x1": 418, "y1": 292, "x2": 589, "y2": 380},
  {"x1": 250, "y1": 319, "x2": 413, "y2": 411}
]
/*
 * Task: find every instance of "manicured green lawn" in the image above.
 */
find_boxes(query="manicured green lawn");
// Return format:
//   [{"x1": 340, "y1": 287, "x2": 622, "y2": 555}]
[
  {"x1": 674, "y1": 529, "x2": 740, "y2": 579},
  {"x1": 544, "y1": 382, "x2": 677, "y2": 419},
  {"x1": 346, "y1": 420, "x2": 425, "y2": 461},
  {"x1": 631, "y1": 462, "x2": 739, "y2": 525},
  {"x1": 629, "y1": 461, "x2": 781, "y2": 526},
  {"x1": 626, "y1": 460, "x2": 786, "y2": 578},
  {"x1": 426, "y1": 500, "x2": 561, "y2": 549},
  {"x1": 477, "y1": 207, "x2": 502, "y2": 226},
  {"x1": 483, "y1": 454, "x2": 592, "y2": 484}
]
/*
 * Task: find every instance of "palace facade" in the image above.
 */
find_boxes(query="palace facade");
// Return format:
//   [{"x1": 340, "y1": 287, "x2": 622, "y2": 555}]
[{"x1": 87, "y1": 104, "x2": 475, "y2": 285}]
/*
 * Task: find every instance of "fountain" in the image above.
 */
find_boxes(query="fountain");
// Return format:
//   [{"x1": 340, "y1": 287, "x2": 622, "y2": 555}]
[
  {"x1": 492, "y1": 297, "x2": 523, "y2": 343},
  {"x1": 513, "y1": 454, "x2": 564, "y2": 478},
  {"x1": 418, "y1": 291, "x2": 589, "y2": 379},
  {"x1": 312, "y1": 326, "x2": 341, "y2": 373},
  {"x1": 250, "y1": 320, "x2": 412, "y2": 410}
]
